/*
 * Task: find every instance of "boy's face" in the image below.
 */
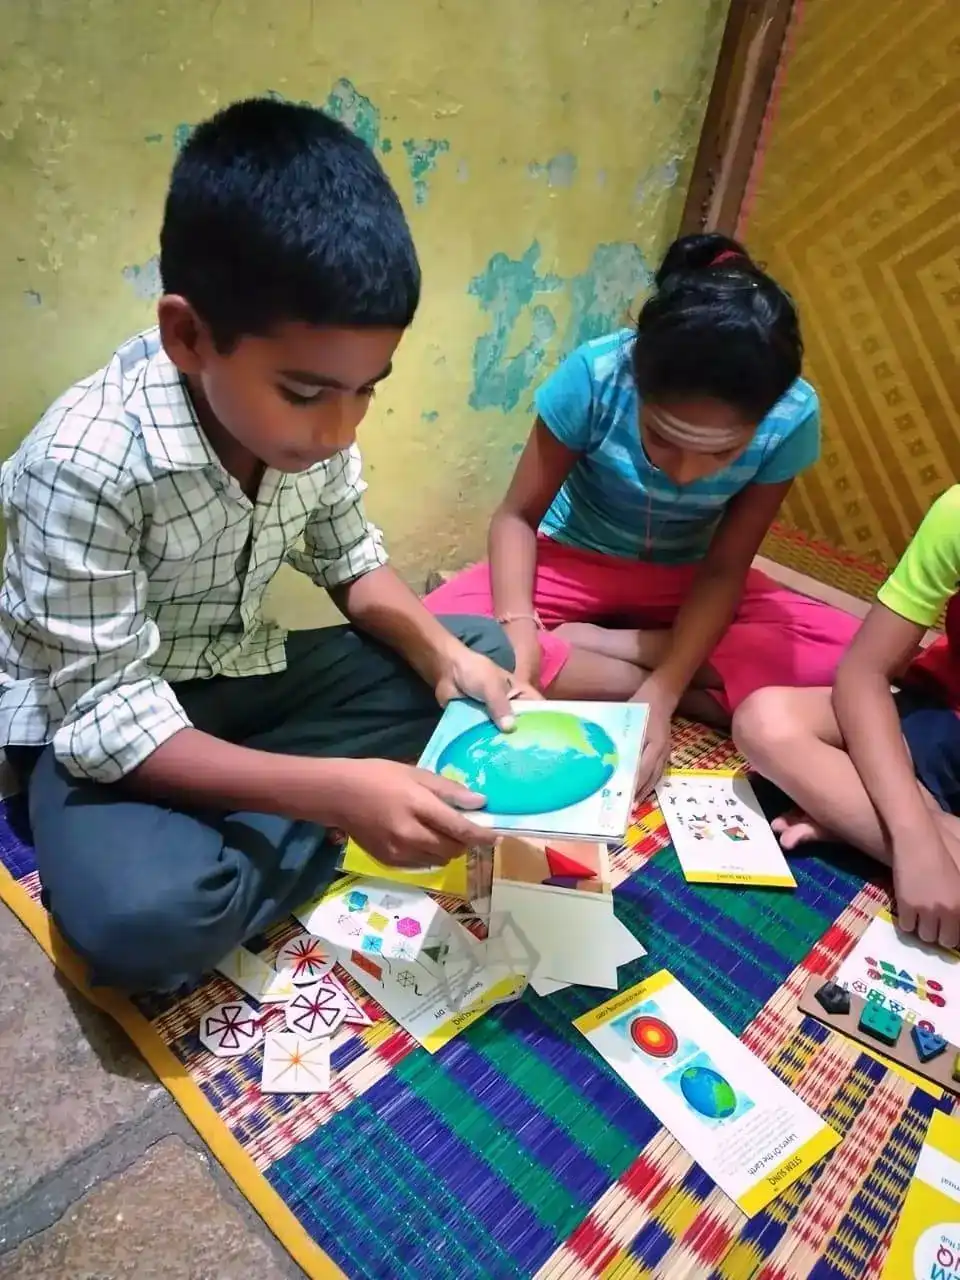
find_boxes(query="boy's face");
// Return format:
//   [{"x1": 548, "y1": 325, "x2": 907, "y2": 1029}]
[{"x1": 159, "y1": 298, "x2": 402, "y2": 472}]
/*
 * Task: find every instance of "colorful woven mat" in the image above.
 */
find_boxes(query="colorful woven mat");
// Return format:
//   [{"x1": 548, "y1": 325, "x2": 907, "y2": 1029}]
[{"x1": 0, "y1": 722, "x2": 948, "y2": 1279}]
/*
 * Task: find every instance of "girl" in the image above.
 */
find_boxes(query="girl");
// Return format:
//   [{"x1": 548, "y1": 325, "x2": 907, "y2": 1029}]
[{"x1": 426, "y1": 233, "x2": 861, "y2": 794}]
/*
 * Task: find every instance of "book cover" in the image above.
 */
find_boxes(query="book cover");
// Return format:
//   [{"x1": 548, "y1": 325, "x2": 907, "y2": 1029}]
[
  {"x1": 416, "y1": 699, "x2": 648, "y2": 841},
  {"x1": 881, "y1": 1110, "x2": 960, "y2": 1278}
]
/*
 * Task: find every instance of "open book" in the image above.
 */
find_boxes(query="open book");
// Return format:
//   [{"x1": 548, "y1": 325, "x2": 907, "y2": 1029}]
[{"x1": 417, "y1": 698, "x2": 648, "y2": 842}]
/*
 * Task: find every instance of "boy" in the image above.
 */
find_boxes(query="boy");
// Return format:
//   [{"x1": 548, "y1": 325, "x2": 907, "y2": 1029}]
[
  {"x1": 734, "y1": 485, "x2": 960, "y2": 950},
  {"x1": 0, "y1": 98, "x2": 517, "y2": 992}
]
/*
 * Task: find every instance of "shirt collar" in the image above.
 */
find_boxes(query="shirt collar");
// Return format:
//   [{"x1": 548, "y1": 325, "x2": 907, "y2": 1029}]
[{"x1": 125, "y1": 330, "x2": 219, "y2": 473}]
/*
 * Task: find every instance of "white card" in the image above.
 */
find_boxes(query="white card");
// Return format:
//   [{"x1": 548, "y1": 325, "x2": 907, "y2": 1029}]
[
  {"x1": 834, "y1": 908, "x2": 960, "y2": 1043},
  {"x1": 199, "y1": 1000, "x2": 264, "y2": 1058},
  {"x1": 655, "y1": 771, "x2": 796, "y2": 888},
  {"x1": 284, "y1": 982, "x2": 350, "y2": 1039},
  {"x1": 319, "y1": 970, "x2": 373, "y2": 1027},
  {"x1": 530, "y1": 917, "x2": 646, "y2": 996},
  {"x1": 275, "y1": 931, "x2": 337, "y2": 985},
  {"x1": 260, "y1": 1032, "x2": 331, "y2": 1094},
  {"x1": 338, "y1": 916, "x2": 524, "y2": 1053},
  {"x1": 215, "y1": 947, "x2": 278, "y2": 1001},
  {"x1": 491, "y1": 881, "x2": 618, "y2": 988},
  {"x1": 575, "y1": 971, "x2": 839, "y2": 1216},
  {"x1": 295, "y1": 876, "x2": 444, "y2": 963}
]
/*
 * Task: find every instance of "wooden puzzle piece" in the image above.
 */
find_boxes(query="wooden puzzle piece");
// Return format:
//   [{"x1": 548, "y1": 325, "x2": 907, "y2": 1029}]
[
  {"x1": 858, "y1": 1000, "x2": 903, "y2": 1046},
  {"x1": 911, "y1": 1023, "x2": 947, "y2": 1063},
  {"x1": 815, "y1": 981, "x2": 851, "y2": 1016}
]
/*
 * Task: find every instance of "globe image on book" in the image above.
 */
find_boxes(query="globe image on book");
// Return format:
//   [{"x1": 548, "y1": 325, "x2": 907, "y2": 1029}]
[
  {"x1": 436, "y1": 710, "x2": 619, "y2": 814},
  {"x1": 678, "y1": 1065, "x2": 738, "y2": 1120}
]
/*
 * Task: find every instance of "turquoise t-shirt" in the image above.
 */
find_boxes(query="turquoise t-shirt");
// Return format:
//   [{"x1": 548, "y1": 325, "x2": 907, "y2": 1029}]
[{"x1": 536, "y1": 329, "x2": 820, "y2": 564}]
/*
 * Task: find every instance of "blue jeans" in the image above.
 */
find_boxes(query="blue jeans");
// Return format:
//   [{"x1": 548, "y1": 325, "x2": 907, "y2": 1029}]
[{"x1": 896, "y1": 689, "x2": 960, "y2": 816}]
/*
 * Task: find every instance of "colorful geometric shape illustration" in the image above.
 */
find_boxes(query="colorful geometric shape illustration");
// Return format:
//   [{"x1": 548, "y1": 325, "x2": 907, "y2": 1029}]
[{"x1": 629, "y1": 1015, "x2": 679, "y2": 1059}]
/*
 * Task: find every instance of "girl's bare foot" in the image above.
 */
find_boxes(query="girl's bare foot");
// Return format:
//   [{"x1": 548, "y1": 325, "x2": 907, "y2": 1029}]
[{"x1": 771, "y1": 809, "x2": 835, "y2": 850}]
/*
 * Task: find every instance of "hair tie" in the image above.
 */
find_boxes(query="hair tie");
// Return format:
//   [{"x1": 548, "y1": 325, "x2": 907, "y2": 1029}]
[{"x1": 710, "y1": 249, "x2": 746, "y2": 268}]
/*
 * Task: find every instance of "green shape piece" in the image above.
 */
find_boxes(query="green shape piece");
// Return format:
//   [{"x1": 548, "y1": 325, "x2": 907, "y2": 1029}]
[
  {"x1": 858, "y1": 1000, "x2": 903, "y2": 1047},
  {"x1": 952, "y1": 1052, "x2": 960, "y2": 1083}
]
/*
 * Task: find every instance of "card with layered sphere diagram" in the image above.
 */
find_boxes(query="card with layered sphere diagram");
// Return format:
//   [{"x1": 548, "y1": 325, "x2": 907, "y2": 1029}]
[{"x1": 416, "y1": 698, "x2": 649, "y2": 843}]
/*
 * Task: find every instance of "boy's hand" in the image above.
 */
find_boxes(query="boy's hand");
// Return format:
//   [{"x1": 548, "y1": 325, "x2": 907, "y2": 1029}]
[
  {"x1": 894, "y1": 836, "x2": 960, "y2": 950},
  {"x1": 332, "y1": 760, "x2": 496, "y2": 867},
  {"x1": 434, "y1": 645, "x2": 519, "y2": 730}
]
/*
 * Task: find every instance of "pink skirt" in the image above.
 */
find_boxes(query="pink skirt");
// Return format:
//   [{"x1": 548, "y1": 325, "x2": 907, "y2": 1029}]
[{"x1": 425, "y1": 535, "x2": 860, "y2": 714}]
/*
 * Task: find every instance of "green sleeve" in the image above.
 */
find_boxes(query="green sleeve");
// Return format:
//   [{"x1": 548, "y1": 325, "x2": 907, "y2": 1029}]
[{"x1": 877, "y1": 486, "x2": 960, "y2": 626}]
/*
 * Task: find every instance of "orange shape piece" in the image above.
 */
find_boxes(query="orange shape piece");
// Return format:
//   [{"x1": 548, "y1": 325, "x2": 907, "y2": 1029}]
[{"x1": 544, "y1": 846, "x2": 597, "y2": 880}]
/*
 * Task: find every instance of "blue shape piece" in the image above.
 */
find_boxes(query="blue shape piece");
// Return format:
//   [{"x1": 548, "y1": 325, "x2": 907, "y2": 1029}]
[
  {"x1": 911, "y1": 1023, "x2": 947, "y2": 1064},
  {"x1": 346, "y1": 890, "x2": 369, "y2": 911},
  {"x1": 858, "y1": 1000, "x2": 903, "y2": 1046},
  {"x1": 360, "y1": 934, "x2": 383, "y2": 955}
]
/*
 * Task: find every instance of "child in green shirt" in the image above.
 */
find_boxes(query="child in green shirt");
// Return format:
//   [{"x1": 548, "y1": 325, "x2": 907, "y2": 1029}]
[{"x1": 734, "y1": 486, "x2": 960, "y2": 950}]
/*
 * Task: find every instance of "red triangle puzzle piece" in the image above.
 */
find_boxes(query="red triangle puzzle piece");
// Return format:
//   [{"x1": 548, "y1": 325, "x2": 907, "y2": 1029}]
[{"x1": 544, "y1": 846, "x2": 596, "y2": 879}]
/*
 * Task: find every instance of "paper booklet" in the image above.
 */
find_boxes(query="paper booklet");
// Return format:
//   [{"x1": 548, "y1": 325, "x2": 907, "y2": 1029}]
[
  {"x1": 417, "y1": 698, "x2": 648, "y2": 842},
  {"x1": 655, "y1": 770, "x2": 796, "y2": 889}
]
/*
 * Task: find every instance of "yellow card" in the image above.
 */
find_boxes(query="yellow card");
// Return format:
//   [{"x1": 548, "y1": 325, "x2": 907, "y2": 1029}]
[
  {"x1": 882, "y1": 1110, "x2": 960, "y2": 1278},
  {"x1": 339, "y1": 838, "x2": 469, "y2": 898}
]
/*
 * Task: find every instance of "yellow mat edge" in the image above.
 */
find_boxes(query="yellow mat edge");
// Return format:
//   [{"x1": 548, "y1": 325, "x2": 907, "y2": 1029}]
[{"x1": 0, "y1": 859, "x2": 345, "y2": 1279}]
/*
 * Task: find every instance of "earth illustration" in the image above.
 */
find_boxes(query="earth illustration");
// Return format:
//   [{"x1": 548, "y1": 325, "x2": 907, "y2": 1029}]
[
  {"x1": 678, "y1": 1066, "x2": 738, "y2": 1120},
  {"x1": 436, "y1": 709, "x2": 618, "y2": 814}
]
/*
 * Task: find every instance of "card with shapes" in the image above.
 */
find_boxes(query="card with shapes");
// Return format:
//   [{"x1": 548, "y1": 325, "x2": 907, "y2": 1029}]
[
  {"x1": 294, "y1": 876, "x2": 445, "y2": 962},
  {"x1": 655, "y1": 770, "x2": 796, "y2": 888},
  {"x1": 260, "y1": 1033, "x2": 331, "y2": 1094}
]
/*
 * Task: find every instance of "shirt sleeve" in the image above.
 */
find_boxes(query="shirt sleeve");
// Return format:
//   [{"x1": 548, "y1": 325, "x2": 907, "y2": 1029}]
[
  {"x1": 5, "y1": 459, "x2": 192, "y2": 782},
  {"x1": 533, "y1": 346, "x2": 597, "y2": 452},
  {"x1": 877, "y1": 486, "x2": 960, "y2": 627},
  {"x1": 754, "y1": 399, "x2": 821, "y2": 484},
  {"x1": 287, "y1": 445, "x2": 389, "y2": 590}
]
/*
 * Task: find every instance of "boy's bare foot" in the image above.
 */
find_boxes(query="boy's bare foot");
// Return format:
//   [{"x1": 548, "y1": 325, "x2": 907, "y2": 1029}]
[{"x1": 771, "y1": 809, "x2": 835, "y2": 850}]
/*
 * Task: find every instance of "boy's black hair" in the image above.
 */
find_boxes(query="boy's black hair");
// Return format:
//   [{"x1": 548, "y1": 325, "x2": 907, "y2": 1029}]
[
  {"x1": 633, "y1": 232, "x2": 802, "y2": 422},
  {"x1": 159, "y1": 97, "x2": 420, "y2": 349}
]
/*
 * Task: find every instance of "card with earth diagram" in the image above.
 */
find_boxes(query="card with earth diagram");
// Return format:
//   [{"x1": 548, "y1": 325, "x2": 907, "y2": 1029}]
[{"x1": 417, "y1": 699, "x2": 648, "y2": 841}]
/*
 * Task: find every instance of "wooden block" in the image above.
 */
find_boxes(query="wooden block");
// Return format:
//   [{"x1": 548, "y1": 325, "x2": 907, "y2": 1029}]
[
  {"x1": 911, "y1": 1024, "x2": 947, "y2": 1064},
  {"x1": 814, "y1": 980, "x2": 851, "y2": 1016},
  {"x1": 798, "y1": 973, "x2": 960, "y2": 1095},
  {"x1": 858, "y1": 1000, "x2": 903, "y2": 1046}
]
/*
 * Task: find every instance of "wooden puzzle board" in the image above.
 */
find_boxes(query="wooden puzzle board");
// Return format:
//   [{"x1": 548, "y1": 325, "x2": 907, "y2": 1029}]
[{"x1": 799, "y1": 974, "x2": 960, "y2": 1096}]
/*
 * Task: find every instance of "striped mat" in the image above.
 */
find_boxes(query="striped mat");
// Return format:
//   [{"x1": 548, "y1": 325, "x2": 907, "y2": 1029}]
[{"x1": 0, "y1": 721, "x2": 947, "y2": 1279}]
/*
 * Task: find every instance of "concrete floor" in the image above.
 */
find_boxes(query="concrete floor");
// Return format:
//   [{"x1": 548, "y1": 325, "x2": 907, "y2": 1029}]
[{"x1": 0, "y1": 904, "x2": 307, "y2": 1279}]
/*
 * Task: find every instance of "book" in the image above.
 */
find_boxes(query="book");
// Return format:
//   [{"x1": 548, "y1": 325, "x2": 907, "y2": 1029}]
[
  {"x1": 881, "y1": 1111, "x2": 960, "y2": 1278},
  {"x1": 417, "y1": 698, "x2": 648, "y2": 842}
]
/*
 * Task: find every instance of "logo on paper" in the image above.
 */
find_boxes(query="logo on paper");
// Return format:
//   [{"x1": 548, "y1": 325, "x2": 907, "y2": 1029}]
[{"x1": 913, "y1": 1224, "x2": 960, "y2": 1280}]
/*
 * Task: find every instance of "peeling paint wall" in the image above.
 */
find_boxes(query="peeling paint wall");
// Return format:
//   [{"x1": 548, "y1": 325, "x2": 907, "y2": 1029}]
[{"x1": 0, "y1": 0, "x2": 727, "y2": 602}]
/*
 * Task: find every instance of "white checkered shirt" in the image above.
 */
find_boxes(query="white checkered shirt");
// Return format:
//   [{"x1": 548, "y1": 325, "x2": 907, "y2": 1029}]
[{"x1": 0, "y1": 329, "x2": 388, "y2": 783}]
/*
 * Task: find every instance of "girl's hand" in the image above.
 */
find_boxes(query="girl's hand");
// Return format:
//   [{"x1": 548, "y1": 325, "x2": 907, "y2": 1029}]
[{"x1": 630, "y1": 689, "x2": 673, "y2": 801}]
